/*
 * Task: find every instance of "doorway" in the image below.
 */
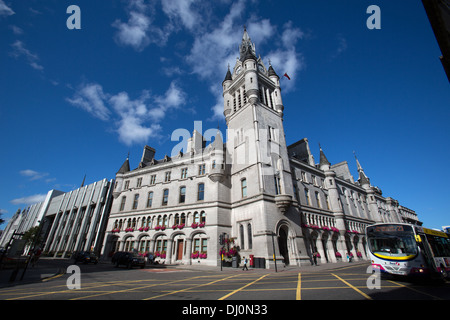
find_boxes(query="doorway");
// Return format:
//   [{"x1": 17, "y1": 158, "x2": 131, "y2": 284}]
[
  {"x1": 176, "y1": 239, "x2": 184, "y2": 261},
  {"x1": 278, "y1": 227, "x2": 290, "y2": 265}
]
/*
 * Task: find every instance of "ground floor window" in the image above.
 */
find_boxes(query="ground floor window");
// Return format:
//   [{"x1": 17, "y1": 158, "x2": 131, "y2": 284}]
[{"x1": 192, "y1": 234, "x2": 208, "y2": 259}]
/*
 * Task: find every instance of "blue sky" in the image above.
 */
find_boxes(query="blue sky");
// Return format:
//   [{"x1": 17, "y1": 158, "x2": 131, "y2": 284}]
[{"x1": 0, "y1": 0, "x2": 449, "y2": 231}]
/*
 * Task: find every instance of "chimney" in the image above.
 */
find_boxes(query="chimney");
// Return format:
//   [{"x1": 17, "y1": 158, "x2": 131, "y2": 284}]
[{"x1": 141, "y1": 145, "x2": 156, "y2": 163}]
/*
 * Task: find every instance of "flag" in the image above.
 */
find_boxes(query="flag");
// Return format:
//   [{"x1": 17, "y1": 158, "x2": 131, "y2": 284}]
[{"x1": 283, "y1": 73, "x2": 291, "y2": 80}]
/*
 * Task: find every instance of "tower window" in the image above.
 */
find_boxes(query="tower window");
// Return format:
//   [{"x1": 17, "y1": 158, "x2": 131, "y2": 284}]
[
  {"x1": 274, "y1": 176, "x2": 281, "y2": 195},
  {"x1": 241, "y1": 178, "x2": 247, "y2": 198}
]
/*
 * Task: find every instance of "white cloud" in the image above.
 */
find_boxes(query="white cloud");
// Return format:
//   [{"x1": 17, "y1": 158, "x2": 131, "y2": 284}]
[
  {"x1": 67, "y1": 81, "x2": 186, "y2": 146},
  {"x1": 11, "y1": 194, "x2": 47, "y2": 206},
  {"x1": 66, "y1": 83, "x2": 111, "y2": 121},
  {"x1": 111, "y1": 0, "x2": 306, "y2": 120},
  {"x1": 112, "y1": 0, "x2": 173, "y2": 51},
  {"x1": 10, "y1": 40, "x2": 44, "y2": 71},
  {"x1": 185, "y1": 2, "x2": 305, "y2": 118},
  {"x1": 186, "y1": 0, "x2": 245, "y2": 81},
  {"x1": 113, "y1": 11, "x2": 151, "y2": 51},
  {"x1": 20, "y1": 169, "x2": 49, "y2": 181},
  {"x1": 161, "y1": 0, "x2": 201, "y2": 31},
  {"x1": 0, "y1": 0, "x2": 14, "y2": 17}
]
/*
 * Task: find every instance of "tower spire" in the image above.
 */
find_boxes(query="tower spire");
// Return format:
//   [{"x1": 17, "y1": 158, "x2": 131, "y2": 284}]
[{"x1": 239, "y1": 27, "x2": 256, "y2": 62}]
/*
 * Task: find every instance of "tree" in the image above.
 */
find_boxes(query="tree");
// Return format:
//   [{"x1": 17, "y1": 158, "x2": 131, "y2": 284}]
[{"x1": 22, "y1": 226, "x2": 41, "y2": 247}]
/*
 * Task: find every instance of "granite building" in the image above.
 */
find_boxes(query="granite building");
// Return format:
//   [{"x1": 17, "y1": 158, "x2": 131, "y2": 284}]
[{"x1": 102, "y1": 29, "x2": 421, "y2": 268}]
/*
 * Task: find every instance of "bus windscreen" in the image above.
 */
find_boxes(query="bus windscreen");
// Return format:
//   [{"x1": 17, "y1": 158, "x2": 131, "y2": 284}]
[{"x1": 367, "y1": 224, "x2": 418, "y2": 258}]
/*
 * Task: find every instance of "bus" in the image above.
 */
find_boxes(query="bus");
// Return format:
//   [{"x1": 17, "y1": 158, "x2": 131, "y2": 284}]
[{"x1": 366, "y1": 223, "x2": 450, "y2": 280}]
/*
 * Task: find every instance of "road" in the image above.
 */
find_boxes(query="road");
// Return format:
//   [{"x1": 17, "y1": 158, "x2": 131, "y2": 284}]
[{"x1": 0, "y1": 260, "x2": 449, "y2": 305}]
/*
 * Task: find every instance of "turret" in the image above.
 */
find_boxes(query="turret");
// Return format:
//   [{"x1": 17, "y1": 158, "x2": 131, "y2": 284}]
[
  {"x1": 223, "y1": 66, "x2": 233, "y2": 122},
  {"x1": 268, "y1": 63, "x2": 284, "y2": 116}
]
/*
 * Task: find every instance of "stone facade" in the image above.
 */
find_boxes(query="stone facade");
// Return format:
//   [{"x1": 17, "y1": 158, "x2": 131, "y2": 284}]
[{"x1": 102, "y1": 29, "x2": 421, "y2": 268}]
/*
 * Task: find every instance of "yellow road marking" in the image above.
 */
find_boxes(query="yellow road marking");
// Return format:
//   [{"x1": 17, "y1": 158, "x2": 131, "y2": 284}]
[
  {"x1": 74, "y1": 275, "x2": 216, "y2": 300},
  {"x1": 331, "y1": 273, "x2": 372, "y2": 300},
  {"x1": 296, "y1": 273, "x2": 301, "y2": 300},
  {"x1": 218, "y1": 274, "x2": 270, "y2": 300},
  {"x1": 143, "y1": 274, "x2": 241, "y2": 300}
]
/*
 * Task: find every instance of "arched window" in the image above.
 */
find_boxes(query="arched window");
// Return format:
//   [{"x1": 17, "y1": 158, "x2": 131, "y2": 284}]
[
  {"x1": 193, "y1": 211, "x2": 200, "y2": 223},
  {"x1": 247, "y1": 223, "x2": 253, "y2": 249},
  {"x1": 240, "y1": 224, "x2": 245, "y2": 249},
  {"x1": 200, "y1": 211, "x2": 206, "y2": 224},
  {"x1": 175, "y1": 213, "x2": 180, "y2": 225},
  {"x1": 181, "y1": 213, "x2": 186, "y2": 225}
]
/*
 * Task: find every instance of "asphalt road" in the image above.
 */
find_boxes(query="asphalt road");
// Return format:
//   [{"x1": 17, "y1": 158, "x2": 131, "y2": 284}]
[{"x1": 1, "y1": 260, "x2": 449, "y2": 307}]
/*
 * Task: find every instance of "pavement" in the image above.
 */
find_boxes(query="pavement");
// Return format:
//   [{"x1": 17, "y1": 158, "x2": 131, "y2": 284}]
[{"x1": 0, "y1": 257, "x2": 370, "y2": 289}]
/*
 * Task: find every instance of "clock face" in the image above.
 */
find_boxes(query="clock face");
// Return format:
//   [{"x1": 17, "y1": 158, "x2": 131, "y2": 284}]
[
  {"x1": 235, "y1": 66, "x2": 241, "y2": 75},
  {"x1": 258, "y1": 64, "x2": 265, "y2": 72}
]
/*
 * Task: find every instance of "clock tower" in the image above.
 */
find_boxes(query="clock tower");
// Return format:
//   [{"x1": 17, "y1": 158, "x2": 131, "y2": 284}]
[{"x1": 222, "y1": 28, "x2": 308, "y2": 267}]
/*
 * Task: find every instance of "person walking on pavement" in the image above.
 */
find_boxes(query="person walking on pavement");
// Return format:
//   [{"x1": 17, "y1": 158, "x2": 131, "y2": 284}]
[
  {"x1": 313, "y1": 251, "x2": 318, "y2": 266},
  {"x1": 242, "y1": 256, "x2": 248, "y2": 271}
]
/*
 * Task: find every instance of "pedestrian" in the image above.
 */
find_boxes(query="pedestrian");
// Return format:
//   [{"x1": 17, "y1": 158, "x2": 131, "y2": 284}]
[
  {"x1": 347, "y1": 253, "x2": 353, "y2": 263},
  {"x1": 313, "y1": 252, "x2": 318, "y2": 266},
  {"x1": 242, "y1": 256, "x2": 248, "y2": 271},
  {"x1": 148, "y1": 252, "x2": 154, "y2": 265}
]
